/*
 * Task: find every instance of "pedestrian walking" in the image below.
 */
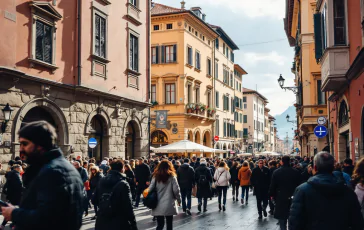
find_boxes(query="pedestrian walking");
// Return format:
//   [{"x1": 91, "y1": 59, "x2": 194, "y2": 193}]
[
  {"x1": 125, "y1": 164, "x2": 136, "y2": 201},
  {"x1": 73, "y1": 160, "x2": 90, "y2": 216},
  {"x1": 269, "y1": 156, "x2": 301, "y2": 230},
  {"x1": 352, "y1": 158, "x2": 364, "y2": 214},
  {"x1": 214, "y1": 161, "x2": 231, "y2": 211},
  {"x1": 177, "y1": 158, "x2": 195, "y2": 215},
  {"x1": 94, "y1": 160, "x2": 138, "y2": 230},
  {"x1": 251, "y1": 159, "x2": 271, "y2": 219},
  {"x1": 343, "y1": 158, "x2": 354, "y2": 177},
  {"x1": 229, "y1": 161, "x2": 240, "y2": 202},
  {"x1": 289, "y1": 152, "x2": 364, "y2": 230},
  {"x1": 149, "y1": 160, "x2": 181, "y2": 230},
  {"x1": 238, "y1": 161, "x2": 252, "y2": 205},
  {"x1": 1, "y1": 121, "x2": 85, "y2": 230},
  {"x1": 268, "y1": 160, "x2": 278, "y2": 214},
  {"x1": 134, "y1": 158, "x2": 151, "y2": 208},
  {"x1": 89, "y1": 165, "x2": 103, "y2": 220},
  {"x1": 195, "y1": 158, "x2": 213, "y2": 212},
  {"x1": 99, "y1": 158, "x2": 110, "y2": 175},
  {"x1": 301, "y1": 164, "x2": 313, "y2": 183}
]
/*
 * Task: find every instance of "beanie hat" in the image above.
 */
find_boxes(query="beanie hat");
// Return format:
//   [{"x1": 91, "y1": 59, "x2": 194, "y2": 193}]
[
  {"x1": 18, "y1": 121, "x2": 57, "y2": 151},
  {"x1": 200, "y1": 158, "x2": 207, "y2": 165}
]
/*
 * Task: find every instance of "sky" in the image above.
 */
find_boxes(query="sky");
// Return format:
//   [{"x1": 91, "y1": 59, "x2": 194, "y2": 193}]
[{"x1": 155, "y1": 0, "x2": 296, "y2": 116}]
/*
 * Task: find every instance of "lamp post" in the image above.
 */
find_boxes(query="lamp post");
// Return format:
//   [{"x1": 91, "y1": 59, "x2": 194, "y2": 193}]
[
  {"x1": 286, "y1": 114, "x2": 296, "y2": 124},
  {"x1": 277, "y1": 74, "x2": 299, "y2": 94},
  {"x1": 1, "y1": 103, "x2": 14, "y2": 133}
]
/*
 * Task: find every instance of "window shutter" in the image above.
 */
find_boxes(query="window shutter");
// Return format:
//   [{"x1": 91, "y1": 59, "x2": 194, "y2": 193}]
[
  {"x1": 227, "y1": 96, "x2": 229, "y2": 111},
  {"x1": 173, "y1": 44, "x2": 177, "y2": 62},
  {"x1": 216, "y1": 63, "x2": 218, "y2": 78},
  {"x1": 100, "y1": 17, "x2": 106, "y2": 58},
  {"x1": 156, "y1": 46, "x2": 159, "y2": 64},
  {"x1": 43, "y1": 24, "x2": 52, "y2": 64},
  {"x1": 223, "y1": 121, "x2": 226, "y2": 137},
  {"x1": 35, "y1": 21, "x2": 44, "y2": 61},
  {"x1": 95, "y1": 16, "x2": 100, "y2": 56},
  {"x1": 161, "y1": 45, "x2": 165, "y2": 63},
  {"x1": 314, "y1": 13, "x2": 323, "y2": 62}
]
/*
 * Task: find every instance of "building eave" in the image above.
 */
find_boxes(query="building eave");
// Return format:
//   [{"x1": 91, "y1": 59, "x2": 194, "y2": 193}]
[{"x1": 209, "y1": 24, "x2": 239, "y2": 50}]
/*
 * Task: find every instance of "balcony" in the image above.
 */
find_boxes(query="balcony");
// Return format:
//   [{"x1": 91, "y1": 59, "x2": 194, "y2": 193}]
[{"x1": 320, "y1": 46, "x2": 350, "y2": 92}]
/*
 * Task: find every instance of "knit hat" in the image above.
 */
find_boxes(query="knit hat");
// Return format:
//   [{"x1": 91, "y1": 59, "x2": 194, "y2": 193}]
[
  {"x1": 200, "y1": 158, "x2": 207, "y2": 165},
  {"x1": 18, "y1": 121, "x2": 57, "y2": 151}
]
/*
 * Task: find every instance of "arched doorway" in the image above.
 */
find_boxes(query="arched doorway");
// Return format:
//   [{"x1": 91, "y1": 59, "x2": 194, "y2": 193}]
[
  {"x1": 125, "y1": 121, "x2": 140, "y2": 160},
  {"x1": 88, "y1": 115, "x2": 107, "y2": 161},
  {"x1": 338, "y1": 100, "x2": 350, "y2": 160},
  {"x1": 151, "y1": 130, "x2": 168, "y2": 147},
  {"x1": 188, "y1": 130, "x2": 193, "y2": 142},
  {"x1": 203, "y1": 131, "x2": 212, "y2": 147},
  {"x1": 195, "y1": 131, "x2": 201, "y2": 144},
  {"x1": 223, "y1": 143, "x2": 227, "y2": 158}
]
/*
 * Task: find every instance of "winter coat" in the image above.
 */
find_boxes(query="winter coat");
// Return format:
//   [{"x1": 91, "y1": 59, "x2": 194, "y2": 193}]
[
  {"x1": 250, "y1": 166, "x2": 271, "y2": 198},
  {"x1": 301, "y1": 169, "x2": 313, "y2": 183},
  {"x1": 343, "y1": 165, "x2": 354, "y2": 177},
  {"x1": 149, "y1": 176, "x2": 181, "y2": 217},
  {"x1": 99, "y1": 164, "x2": 110, "y2": 175},
  {"x1": 4, "y1": 170, "x2": 23, "y2": 205},
  {"x1": 268, "y1": 166, "x2": 301, "y2": 220},
  {"x1": 195, "y1": 164, "x2": 213, "y2": 198},
  {"x1": 11, "y1": 149, "x2": 85, "y2": 230},
  {"x1": 177, "y1": 164, "x2": 195, "y2": 189},
  {"x1": 238, "y1": 166, "x2": 252, "y2": 186},
  {"x1": 355, "y1": 183, "x2": 364, "y2": 205},
  {"x1": 214, "y1": 168, "x2": 231, "y2": 187},
  {"x1": 77, "y1": 167, "x2": 89, "y2": 183},
  {"x1": 289, "y1": 173, "x2": 364, "y2": 230},
  {"x1": 125, "y1": 170, "x2": 136, "y2": 190},
  {"x1": 94, "y1": 170, "x2": 137, "y2": 230},
  {"x1": 135, "y1": 163, "x2": 151, "y2": 188},
  {"x1": 333, "y1": 170, "x2": 351, "y2": 185},
  {"x1": 249, "y1": 161, "x2": 255, "y2": 170},
  {"x1": 90, "y1": 172, "x2": 103, "y2": 192},
  {"x1": 229, "y1": 166, "x2": 240, "y2": 186}
]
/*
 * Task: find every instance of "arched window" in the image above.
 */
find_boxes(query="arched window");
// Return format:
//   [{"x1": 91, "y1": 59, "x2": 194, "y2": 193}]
[
  {"x1": 339, "y1": 100, "x2": 349, "y2": 127},
  {"x1": 151, "y1": 130, "x2": 168, "y2": 145}
]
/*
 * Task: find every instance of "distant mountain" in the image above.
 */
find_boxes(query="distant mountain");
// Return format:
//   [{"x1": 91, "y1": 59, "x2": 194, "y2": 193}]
[{"x1": 274, "y1": 106, "x2": 296, "y2": 141}]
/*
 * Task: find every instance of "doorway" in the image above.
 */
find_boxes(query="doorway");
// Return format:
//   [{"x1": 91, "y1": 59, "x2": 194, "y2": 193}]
[
  {"x1": 125, "y1": 121, "x2": 140, "y2": 160},
  {"x1": 88, "y1": 115, "x2": 104, "y2": 162}
]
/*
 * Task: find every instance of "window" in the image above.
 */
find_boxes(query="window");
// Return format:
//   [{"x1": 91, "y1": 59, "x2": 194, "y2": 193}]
[
  {"x1": 333, "y1": 0, "x2": 346, "y2": 45},
  {"x1": 195, "y1": 31, "x2": 198, "y2": 36},
  {"x1": 239, "y1": 83, "x2": 242, "y2": 92},
  {"x1": 215, "y1": 38, "x2": 219, "y2": 49},
  {"x1": 244, "y1": 104, "x2": 247, "y2": 109},
  {"x1": 243, "y1": 128, "x2": 248, "y2": 137},
  {"x1": 226, "y1": 47, "x2": 229, "y2": 59},
  {"x1": 254, "y1": 120, "x2": 256, "y2": 130},
  {"x1": 151, "y1": 47, "x2": 159, "y2": 64},
  {"x1": 215, "y1": 61, "x2": 219, "y2": 78},
  {"x1": 322, "y1": 3, "x2": 328, "y2": 50},
  {"x1": 223, "y1": 43, "x2": 226, "y2": 54},
  {"x1": 187, "y1": 46, "x2": 193, "y2": 65},
  {"x1": 223, "y1": 121, "x2": 226, "y2": 137},
  {"x1": 202, "y1": 36, "x2": 205, "y2": 41},
  {"x1": 166, "y1": 23, "x2": 173, "y2": 30},
  {"x1": 243, "y1": 115, "x2": 247, "y2": 123},
  {"x1": 317, "y1": 80, "x2": 326, "y2": 105},
  {"x1": 243, "y1": 96, "x2": 247, "y2": 102},
  {"x1": 95, "y1": 14, "x2": 106, "y2": 58},
  {"x1": 195, "y1": 87, "x2": 200, "y2": 103},
  {"x1": 207, "y1": 91, "x2": 211, "y2": 108},
  {"x1": 254, "y1": 104, "x2": 256, "y2": 111},
  {"x1": 223, "y1": 69, "x2": 228, "y2": 84},
  {"x1": 230, "y1": 50, "x2": 234, "y2": 62},
  {"x1": 195, "y1": 51, "x2": 201, "y2": 70},
  {"x1": 151, "y1": 84, "x2": 156, "y2": 102},
  {"x1": 163, "y1": 45, "x2": 177, "y2": 63},
  {"x1": 130, "y1": 0, "x2": 137, "y2": 7},
  {"x1": 207, "y1": 58, "x2": 212, "y2": 76},
  {"x1": 35, "y1": 21, "x2": 53, "y2": 64},
  {"x1": 129, "y1": 34, "x2": 138, "y2": 71},
  {"x1": 216, "y1": 91, "x2": 219, "y2": 108},
  {"x1": 208, "y1": 40, "x2": 211, "y2": 45},
  {"x1": 216, "y1": 119, "x2": 220, "y2": 136},
  {"x1": 165, "y1": 83, "x2": 176, "y2": 104},
  {"x1": 230, "y1": 72, "x2": 233, "y2": 87},
  {"x1": 189, "y1": 26, "x2": 191, "y2": 32},
  {"x1": 240, "y1": 114, "x2": 243, "y2": 123},
  {"x1": 187, "y1": 84, "x2": 192, "y2": 104},
  {"x1": 153, "y1": 25, "x2": 160, "y2": 31}
]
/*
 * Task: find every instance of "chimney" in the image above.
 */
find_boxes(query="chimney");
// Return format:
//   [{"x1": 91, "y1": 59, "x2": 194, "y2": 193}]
[{"x1": 181, "y1": 1, "x2": 186, "y2": 9}]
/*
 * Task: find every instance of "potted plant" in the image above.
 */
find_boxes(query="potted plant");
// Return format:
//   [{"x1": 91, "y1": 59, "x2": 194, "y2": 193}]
[
  {"x1": 152, "y1": 101, "x2": 158, "y2": 106},
  {"x1": 195, "y1": 103, "x2": 200, "y2": 111},
  {"x1": 186, "y1": 103, "x2": 195, "y2": 113},
  {"x1": 199, "y1": 103, "x2": 206, "y2": 113},
  {"x1": 207, "y1": 107, "x2": 216, "y2": 116}
]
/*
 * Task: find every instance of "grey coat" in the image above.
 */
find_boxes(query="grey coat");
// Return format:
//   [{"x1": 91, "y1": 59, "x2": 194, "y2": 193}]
[{"x1": 149, "y1": 176, "x2": 182, "y2": 216}]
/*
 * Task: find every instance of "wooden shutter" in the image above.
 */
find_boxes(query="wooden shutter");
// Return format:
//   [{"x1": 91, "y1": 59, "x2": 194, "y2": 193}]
[
  {"x1": 314, "y1": 13, "x2": 323, "y2": 62},
  {"x1": 227, "y1": 96, "x2": 229, "y2": 111},
  {"x1": 173, "y1": 44, "x2": 177, "y2": 62},
  {"x1": 161, "y1": 45, "x2": 165, "y2": 63},
  {"x1": 43, "y1": 24, "x2": 52, "y2": 64},
  {"x1": 156, "y1": 46, "x2": 159, "y2": 64},
  {"x1": 95, "y1": 16, "x2": 100, "y2": 56},
  {"x1": 35, "y1": 21, "x2": 44, "y2": 61},
  {"x1": 100, "y1": 17, "x2": 106, "y2": 58}
]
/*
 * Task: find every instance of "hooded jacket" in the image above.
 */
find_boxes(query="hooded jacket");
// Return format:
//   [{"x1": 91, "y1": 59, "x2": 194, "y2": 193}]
[
  {"x1": 177, "y1": 163, "x2": 195, "y2": 189},
  {"x1": 289, "y1": 173, "x2": 364, "y2": 230},
  {"x1": 214, "y1": 167, "x2": 231, "y2": 187},
  {"x1": 238, "y1": 166, "x2": 252, "y2": 186}
]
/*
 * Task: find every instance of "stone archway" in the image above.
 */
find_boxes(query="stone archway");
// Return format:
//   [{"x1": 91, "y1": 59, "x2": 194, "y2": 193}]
[
  {"x1": 87, "y1": 114, "x2": 109, "y2": 161},
  {"x1": 12, "y1": 98, "x2": 69, "y2": 155},
  {"x1": 215, "y1": 142, "x2": 221, "y2": 149},
  {"x1": 195, "y1": 130, "x2": 201, "y2": 144},
  {"x1": 187, "y1": 130, "x2": 193, "y2": 142},
  {"x1": 125, "y1": 120, "x2": 141, "y2": 160},
  {"x1": 203, "y1": 130, "x2": 212, "y2": 147},
  {"x1": 151, "y1": 130, "x2": 168, "y2": 147}
]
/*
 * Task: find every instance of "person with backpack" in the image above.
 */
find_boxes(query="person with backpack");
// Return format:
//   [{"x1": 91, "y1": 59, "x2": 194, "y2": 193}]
[
  {"x1": 177, "y1": 158, "x2": 195, "y2": 215},
  {"x1": 94, "y1": 160, "x2": 138, "y2": 230},
  {"x1": 214, "y1": 161, "x2": 231, "y2": 212},
  {"x1": 229, "y1": 161, "x2": 240, "y2": 202},
  {"x1": 148, "y1": 160, "x2": 181, "y2": 230},
  {"x1": 195, "y1": 158, "x2": 213, "y2": 212}
]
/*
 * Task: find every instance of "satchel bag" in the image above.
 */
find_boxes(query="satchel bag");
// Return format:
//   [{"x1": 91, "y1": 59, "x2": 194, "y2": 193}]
[{"x1": 143, "y1": 186, "x2": 158, "y2": 209}]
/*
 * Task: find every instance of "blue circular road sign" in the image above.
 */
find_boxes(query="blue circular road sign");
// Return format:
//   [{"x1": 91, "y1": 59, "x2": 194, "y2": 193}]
[
  {"x1": 88, "y1": 138, "x2": 98, "y2": 149},
  {"x1": 314, "y1": 125, "x2": 328, "y2": 138}
]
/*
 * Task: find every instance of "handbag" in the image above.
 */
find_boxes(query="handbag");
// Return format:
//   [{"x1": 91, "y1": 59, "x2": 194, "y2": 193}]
[
  {"x1": 211, "y1": 182, "x2": 216, "y2": 189},
  {"x1": 143, "y1": 186, "x2": 158, "y2": 209},
  {"x1": 192, "y1": 185, "x2": 197, "y2": 197}
]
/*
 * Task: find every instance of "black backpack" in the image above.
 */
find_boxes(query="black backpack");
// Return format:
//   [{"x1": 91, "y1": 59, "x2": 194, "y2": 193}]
[
  {"x1": 97, "y1": 181, "x2": 122, "y2": 217},
  {"x1": 198, "y1": 169, "x2": 209, "y2": 186}
]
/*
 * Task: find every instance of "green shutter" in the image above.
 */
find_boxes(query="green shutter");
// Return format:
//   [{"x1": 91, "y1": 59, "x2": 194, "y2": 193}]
[
  {"x1": 173, "y1": 44, "x2": 177, "y2": 62},
  {"x1": 314, "y1": 13, "x2": 323, "y2": 62},
  {"x1": 161, "y1": 45, "x2": 165, "y2": 63}
]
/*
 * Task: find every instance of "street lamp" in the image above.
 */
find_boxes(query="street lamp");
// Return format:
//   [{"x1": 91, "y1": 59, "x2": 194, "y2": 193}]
[
  {"x1": 2, "y1": 103, "x2": 14, "y2": 133},
  {"x1": 277, "y1": 74, "x2": 299, "y2": 94},
  {"x1": 286, "y1": 114, "x2": 296, "y2": 124}
]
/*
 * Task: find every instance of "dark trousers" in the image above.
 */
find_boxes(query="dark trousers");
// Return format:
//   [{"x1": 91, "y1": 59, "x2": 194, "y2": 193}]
[
  {"x1": 135, "y1": 184, "x2": 147, "y2": 207},
  {"x1": 232, "y1": 184, "x2": 239, "y2": 198},
  {"x1": 180, "y1": 187, "x2": 192, "y2": 210},
  {"x1": 198, "y1": 197, "x2": 208, "y2": 210},
  {"x1": 256, "y1": 195, "x2": 268, "y2": 215},
  {"x1": 156, "y1": 216, "x2": 173, "y2": 230},
  {"x1": 241, "y1": 185, "x2": 249, "y2": 201},
  {"x1": 278, "y1": 219, "x2": 288, "y2": 230},
  {"x1": 269, "y1": 199, "x2": 275, "y2": 212},
  {"x1": 217, "y1": 186, "x2": 228, "y2": 205}
]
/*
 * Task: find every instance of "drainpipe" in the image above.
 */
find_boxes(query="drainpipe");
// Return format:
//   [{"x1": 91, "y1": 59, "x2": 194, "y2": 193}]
[
  {"x1": 77, "y1": 0, "x2": 82, "y2": 85},
  {"x1": 147, "y1": 0, "x2": 151, "y2": 159},
  {"x1": 212, "y1": 40, "x2": 216, "y2": 158}
]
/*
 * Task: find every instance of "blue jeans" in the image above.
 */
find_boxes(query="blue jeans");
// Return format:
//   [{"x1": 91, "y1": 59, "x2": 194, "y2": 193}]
[
  {"x1": 217, "y1": 186, "x2": 228, "y2": 205},
  {"x1": 241, "y1": 185, "x2": 249, "y2": 201},
  {"x1": 180, "y1": 187, "x2": 192, "y2": 210},
  {"x1": 198, "y1": 197, "x2": 208, "y2": 210}
]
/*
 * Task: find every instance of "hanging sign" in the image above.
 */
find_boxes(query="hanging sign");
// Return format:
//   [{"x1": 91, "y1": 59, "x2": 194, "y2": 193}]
[{"x1": 155, "y1": 110, "x2": 168, "y2": 129}]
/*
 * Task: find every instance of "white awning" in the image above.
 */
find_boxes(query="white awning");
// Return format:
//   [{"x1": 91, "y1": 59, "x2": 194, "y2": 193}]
[{"x1": 153, "y1": 140, "x2": 215, "y2": 153}]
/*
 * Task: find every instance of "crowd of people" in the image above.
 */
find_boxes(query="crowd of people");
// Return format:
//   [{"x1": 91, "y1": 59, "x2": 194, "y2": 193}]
[{"x1": 1, "y1": 120, "x2": 364, "y2": 230}]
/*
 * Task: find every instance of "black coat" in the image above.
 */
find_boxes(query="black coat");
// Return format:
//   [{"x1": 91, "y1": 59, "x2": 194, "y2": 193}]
[
  {"x1": 11, "y1": 149, "x2": 84, "y2": 230},
  {"x1": 177, "y1": 164, "x2": 195, "y2": 189},
  {"x1": 250, "y1": 166, "x2": 271, "y2": 198},
  {"x1": 4, "y1": 170, "x2": 23, "y2": 205},
  {"x1": 125, "y1": 170, "x2": 136, "y2": 190},
  {"x1": 343, "y1": 165, "x2": 354, "y2": 177},
  {"x1": 301, "y1": 169, "x2": 312, "y2": 183},
  {"x1": 195, "y1": 165, "x2": 213, "y2": 198},
  {"x1": 229, "y1": 166, "x2": 240, "y2": 185},
  {"x1": 90, "y1": 172, "x2": 103, "y2": 192},
  {"x1": 289, "y1": 173, "x2": 364, "y2": 230},
  {"x1": 269, "y1": 166, "x2": 301, "y2": 219},
  {"x1": 135, "y1": 163, "x2": 151, "y2": 188}
]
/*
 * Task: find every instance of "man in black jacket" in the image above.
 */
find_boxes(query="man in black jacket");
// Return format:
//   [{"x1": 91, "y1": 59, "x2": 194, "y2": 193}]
[
  {"x1": 94, "y1": 160, "x2": 138, "y2": 230},
  {"x1": 251, "y1": 159, "x2": 271, "y2": 219},
  {"x1": 343, "y1": 158, "x2": 354, "y2": 176},
  {"x1": 267, "y1": 160, "x2": 277, "y2": 215},
  {"x1": 1, "y1": 121, "x2": 84, "y2": 230},
  {"x1": 4, "y1": 164, "x2": 23, "y2": 206},
  {"x1": 269, "y1": 156, "x2": 301, "y2": 230},
  {"x1": 289, "y1": 152, "x2": 364, "y2": 230},
  {"x1": 134, "y1": 158, "x2": 151, "y2": 208},
  {"x1": 177, "y1": 158, "x2": 195, "y2": 215}
]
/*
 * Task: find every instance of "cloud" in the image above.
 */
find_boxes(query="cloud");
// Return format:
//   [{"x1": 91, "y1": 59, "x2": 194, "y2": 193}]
[{"x1": 241, "y1": 51, "x2": 287, "y2": 66}]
